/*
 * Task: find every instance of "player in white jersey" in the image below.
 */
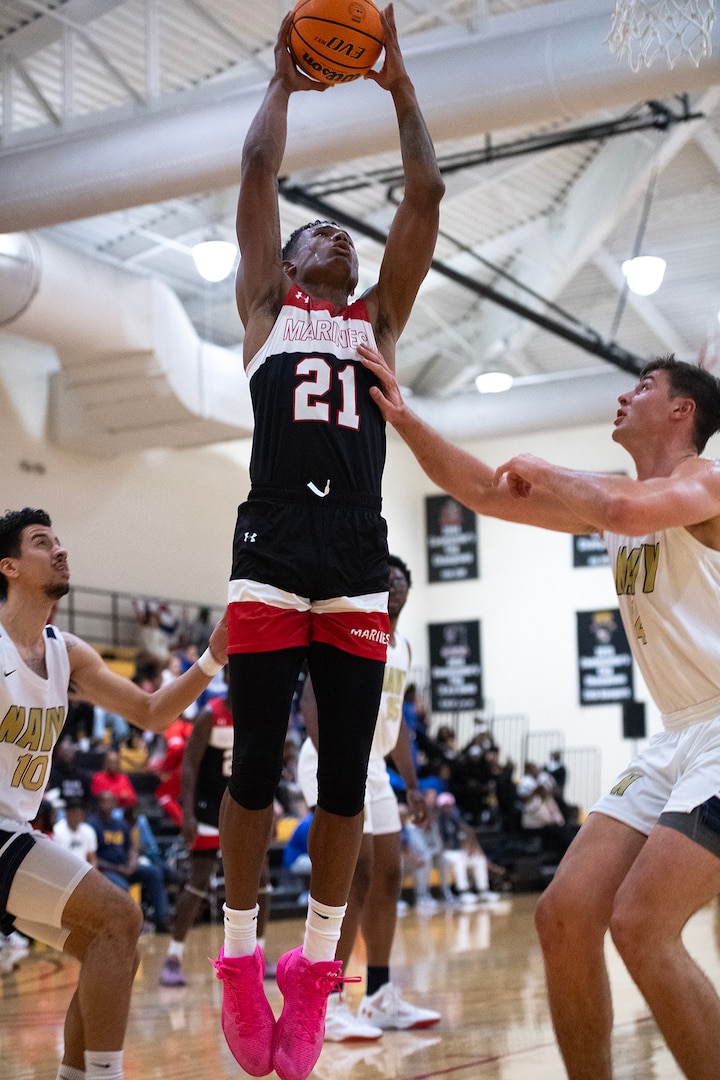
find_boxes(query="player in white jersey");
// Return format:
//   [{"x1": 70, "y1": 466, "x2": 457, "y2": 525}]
[
  {"x1": 360, "y1": 348, "x2": 720, "y2": 1080},
  {"x1": 298, "y1": 556, "x2": 439, "y2": 1040},
  {"x1": 0, "y1": 508, "x2": 228, "y2": 1080}
]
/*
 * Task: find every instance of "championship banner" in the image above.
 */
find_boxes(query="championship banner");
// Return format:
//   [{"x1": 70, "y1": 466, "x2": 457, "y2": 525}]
[
  {"x1": 429, "y1": 619, "x2": 483, "y2": 713},
  {"x1": 577, "y1": 609, "x2": 634, "y2": 705},
  {"x1": 425, "y1": 495, "x2": 478, "y2": 583}
]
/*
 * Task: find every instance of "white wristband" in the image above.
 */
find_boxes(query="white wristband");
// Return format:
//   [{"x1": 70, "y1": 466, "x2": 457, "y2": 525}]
[{"x1": 197, "y1": 647, "x2": 223, "y2": 678}]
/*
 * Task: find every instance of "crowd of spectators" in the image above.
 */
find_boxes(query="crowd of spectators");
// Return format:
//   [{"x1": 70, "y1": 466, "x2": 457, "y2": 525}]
[
  {"x1": 396, "y1": 685, "x2": 579, "y2": 845},
  {"x1": 26, "y1": 612, "x2": 581, "y2": 958}
]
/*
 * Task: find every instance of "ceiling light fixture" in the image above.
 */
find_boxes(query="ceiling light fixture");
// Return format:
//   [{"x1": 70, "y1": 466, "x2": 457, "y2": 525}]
[
  {"x1": 621, "y1": 254, "x2": 666, "y2": 297},
  {"x1": 475, "y1": 371, "x2": 514, "y2": 394},
  {"x1": 192, "y1": 240, "x2": 237, "y2": 282}
]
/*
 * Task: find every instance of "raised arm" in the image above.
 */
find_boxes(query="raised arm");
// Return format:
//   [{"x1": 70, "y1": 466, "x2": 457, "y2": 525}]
[
  {"x1": 365, "y1": 6, "x2": 444, "y2": 357},
  {"x1": 494, "y1": 452, "x2": 720, "y2": 537},
  {"x1": 358, "y1": 342, "x2": 596, "y2": 533},
  {"x1": 235, "y1": 13, "x2": 327, "y2": 350},
  {"x1": 65, "y1": 616, "x2": 228, "y2": 734}
]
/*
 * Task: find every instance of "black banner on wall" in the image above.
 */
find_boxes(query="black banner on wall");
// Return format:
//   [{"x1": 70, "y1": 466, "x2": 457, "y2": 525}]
[
  {"x1": 573, "y1": 533, "x2": 610, "y2": 568},
  {"x1": 577, "y1": 609, "x2": 634, "y2": 706},
  {"x1": 429, "y1": 620, "x2": 483, "y2": 713},
  {"x1": 425, "y1": 495, "x2": 478, "y2": 583}
]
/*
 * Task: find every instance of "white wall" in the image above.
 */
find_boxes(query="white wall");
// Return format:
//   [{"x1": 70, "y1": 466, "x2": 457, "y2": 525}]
[
  {"x1": 0, "y1": 331, "x2": 240, "y2": 606},
  {"x1": 6, "y1": 327, "x2": 707, "y2": 804}
]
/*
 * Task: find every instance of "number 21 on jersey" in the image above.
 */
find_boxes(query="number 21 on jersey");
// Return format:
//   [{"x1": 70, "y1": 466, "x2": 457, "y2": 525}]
[{"x1": 294, "y1": 358, "x2": 360, "y2": 430}]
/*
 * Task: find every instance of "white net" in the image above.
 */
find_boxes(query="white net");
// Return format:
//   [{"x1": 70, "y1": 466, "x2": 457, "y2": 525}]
[{"x1": 607, "y1": 0, "x2": 716, "y2": 71}]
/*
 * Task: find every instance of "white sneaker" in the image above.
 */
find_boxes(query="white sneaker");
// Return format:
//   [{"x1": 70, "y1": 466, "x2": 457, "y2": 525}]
[
  {"x1": 478, "y1": 890, "x2": 501, "y2": 903},
  {"x1": 459, "y1": 891, "x2": 480, "y2": 906},
  {"x1": 358, "y1": 982, "x2": 441, "y2": 1030},
  {"x1": 415, "y1": 895, "x2": 439, "y2": 913},
  {"x1": 324, "y1": 995, "x2": 383, "y2": 1042}
]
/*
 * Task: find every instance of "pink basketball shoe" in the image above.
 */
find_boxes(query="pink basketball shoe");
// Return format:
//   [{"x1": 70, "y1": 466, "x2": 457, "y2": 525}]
[
  {"x1": 273, "y1": 947, "x2": 356, "y2": 1080},
  {"x1": 211, "y1": 946, "x2": 275, "y2": 1076}
]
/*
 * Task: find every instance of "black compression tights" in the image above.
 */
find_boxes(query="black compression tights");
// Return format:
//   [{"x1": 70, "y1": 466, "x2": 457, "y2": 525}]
[{"x1": 227, "y1": 642, "x2": 384, "y2": 816}]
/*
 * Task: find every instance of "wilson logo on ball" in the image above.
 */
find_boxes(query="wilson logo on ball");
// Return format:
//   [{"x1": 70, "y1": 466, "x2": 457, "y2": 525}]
[{"x1": 289, "y1": 0, "x2": 384, "y2": 85}]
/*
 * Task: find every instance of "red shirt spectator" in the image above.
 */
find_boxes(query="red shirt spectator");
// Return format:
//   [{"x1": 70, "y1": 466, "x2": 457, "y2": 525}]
[{"x1": 91, "y1": 749, "x2": 138, "y2": 810}]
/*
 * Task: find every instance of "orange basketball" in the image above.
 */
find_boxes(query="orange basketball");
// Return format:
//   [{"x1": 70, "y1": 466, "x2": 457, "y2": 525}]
[{"x1": 289, "y1": 0, "x2": 384, "y2": 85}]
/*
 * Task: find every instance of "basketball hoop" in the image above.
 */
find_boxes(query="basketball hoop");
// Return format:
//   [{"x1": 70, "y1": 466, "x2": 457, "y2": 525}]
[{"x1": 607, "y1": 0, "x2": 715, "y2": 71}]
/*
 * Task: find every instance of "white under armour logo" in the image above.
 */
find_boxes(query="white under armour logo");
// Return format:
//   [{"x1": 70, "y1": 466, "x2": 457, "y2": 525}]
[{"x1": 243, "y1": 532, "x2": 257, "y2": 543}]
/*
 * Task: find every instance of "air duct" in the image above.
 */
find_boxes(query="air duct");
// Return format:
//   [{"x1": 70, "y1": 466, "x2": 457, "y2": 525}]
[
  {"x1": 0, "y1": 233, "x2": 253, "y2": 455},
  {"x1": 0, "y1": 0, "x2": 718, "y2": 231}
]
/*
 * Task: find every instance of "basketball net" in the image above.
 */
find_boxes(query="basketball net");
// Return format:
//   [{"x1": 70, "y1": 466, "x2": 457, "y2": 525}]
[{"x1": 607, "y1": 0, "x2": 716, "y2": 71}]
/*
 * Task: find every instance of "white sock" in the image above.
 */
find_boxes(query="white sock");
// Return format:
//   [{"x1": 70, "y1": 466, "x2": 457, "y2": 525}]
[
  {"x1": 303, "y1": 897, "x2": 347, "y2": 964},
  {"x1": 57, "y1": 1066, "x2": 85, "y2": 1080},
  {"x1": 84, "y1": 1050, "x2": 123, "y2": 1080},
  {"x1": 223, "y1": 902, "x2": 259, "y2": 958},
  {"x1": 167, "y1": 939, "x2": 184, "y2": 960}
]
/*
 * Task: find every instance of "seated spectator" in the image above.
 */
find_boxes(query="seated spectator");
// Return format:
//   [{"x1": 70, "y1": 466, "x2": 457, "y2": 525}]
[
  {"x1": 91, "y1": 749, "x2": 138, "y2": 810},
  {"x1": 516, "y1": 761, "x2": 578, "y2": 857},
  {"x1": 401, "y1": 790, "x2": 449, "y2": 910},
  {"x1": 451, "y1": 729, "x2": 501, "y2": 826},
  {"x1": 425, "y1": 723, "x2": 459, "y2": 773},
  {"x1": 161, "y1": 651, "x2": 183, "y2": 686},
  {"x1": 46, "y1": 736, "x2": 93, "y2": 807},
  {"x1": 53, "y1": 797, "x2": 97, "y2": 866},
  {"x1": 87, "y1": 791, "x2": 171, "y2": 933},
  {"x1": 436, "y1": 792, "x2": 504, "y2": 905},
  {"x1": 132, "y1": 599, "x2": 177, "y2": 660}
]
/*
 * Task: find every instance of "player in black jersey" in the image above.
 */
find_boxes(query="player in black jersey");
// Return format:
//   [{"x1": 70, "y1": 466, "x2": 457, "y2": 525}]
[{"x1": 213, "y1": 7, "x2": 444, "y2": 1080}]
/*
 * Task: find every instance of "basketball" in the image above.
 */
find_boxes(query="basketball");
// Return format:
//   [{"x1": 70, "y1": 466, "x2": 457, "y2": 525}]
[{"x1": 289, "y1": 0, "x2": 384, "y2": 85}]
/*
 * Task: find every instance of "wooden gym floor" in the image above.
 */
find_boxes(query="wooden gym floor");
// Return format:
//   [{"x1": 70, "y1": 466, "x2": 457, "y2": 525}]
[{"x1": 2, "y1": 891, "x2": 719, "y2": 1080}]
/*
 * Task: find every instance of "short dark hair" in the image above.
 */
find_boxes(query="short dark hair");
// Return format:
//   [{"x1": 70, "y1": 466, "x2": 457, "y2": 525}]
[
  {"x1": 0, "y1": 508, "x2": 52, "y2": 600},
  {"x1": 387, "y1": 554, "x2": 412, "y2": 590},
  {"x1": 282, "y1": 220, "x2": 342, "y2": 261},
  {"x1": 640, "y1": 355, "x2": 720, "y2": 453}
]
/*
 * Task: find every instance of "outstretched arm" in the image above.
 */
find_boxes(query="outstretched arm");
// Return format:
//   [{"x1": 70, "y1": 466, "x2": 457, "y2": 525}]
[
  {"x1": 358, "y1": 342, "x2": 595, "y2": 533},
  {"x1": 494, "y1": 451, "x2": 720, "y2": 536},
  {"x1": 66, "y1": 616, "x2": 228, "y2": 734},
  {"x1": 365, "y1": 5, "x2": 444, "y2": 356}
]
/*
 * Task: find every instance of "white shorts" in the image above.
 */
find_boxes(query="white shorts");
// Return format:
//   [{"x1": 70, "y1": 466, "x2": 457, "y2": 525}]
[
  {"x1": 2, "y1": 829, "x2": 92, "y2": 951},
  {"x1": 297, "y1": 739, "x2": 401, "y2": 836},
  {"x1": 591, "y1": 717, "x2": 720, "y2": 836}
]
